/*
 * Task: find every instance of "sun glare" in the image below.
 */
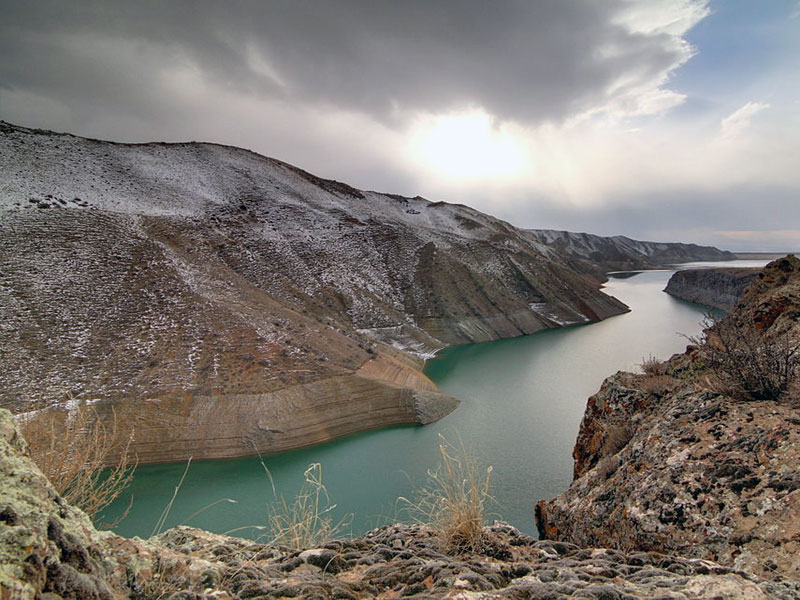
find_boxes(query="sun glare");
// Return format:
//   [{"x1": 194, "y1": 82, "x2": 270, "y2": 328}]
[{"x1": 408, "y1": 110, "x2": 526, "y2": 182}]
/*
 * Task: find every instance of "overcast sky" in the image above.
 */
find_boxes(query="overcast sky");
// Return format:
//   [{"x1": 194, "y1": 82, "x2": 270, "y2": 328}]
[{"x1": 2, "y1": 1, "x2": 798, "y2": 250}]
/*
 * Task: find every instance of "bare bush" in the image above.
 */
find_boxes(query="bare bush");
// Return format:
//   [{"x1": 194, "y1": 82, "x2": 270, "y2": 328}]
[
  {"x1": 593, "y1": 455, "x2": 621, "y2": 481},
  {"x1": 400, "y1": 435, "x2": 493, "y2": 552},
  {"x1": 20, "y1": 402, "x2": 135, "y2": 522},
  {"x1": 691, "y1": 313, "x2": 800, "y2": 402},
  {"x1": 639, "y1": 355, "x2": 664, "y2": 376}
]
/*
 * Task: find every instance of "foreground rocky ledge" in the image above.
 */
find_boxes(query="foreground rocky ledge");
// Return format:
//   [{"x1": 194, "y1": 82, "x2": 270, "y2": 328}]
[
  {"x1": 3, "y1": 409, "x2": 798, "y2": 599},
  {"x1": 536, "y1": 367, "x2": 800, "y2": 580}
]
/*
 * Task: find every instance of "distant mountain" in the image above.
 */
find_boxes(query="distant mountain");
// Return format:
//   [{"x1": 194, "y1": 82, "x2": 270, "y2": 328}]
[
  {"x1": 1, "y1": 122, "x2": 632, "y2": 462},
  {"x1": 526, "y1": 229, "x2": 735, "y2": 275}
]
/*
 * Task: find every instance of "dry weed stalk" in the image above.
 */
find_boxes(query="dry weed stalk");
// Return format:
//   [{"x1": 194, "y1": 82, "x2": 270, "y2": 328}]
[
  {"x1": 401, "y1": 434, "x2": 493, "y2": 552},
  {"x1": 637, "y1": 374, "x2": 678, "y2": 396},
  {"x1": 138, "y1": 554, "x2": 194, "y2": 600},
  {"x1": 601, "y1": 422, "x2": 636, "y2": 457},
  {"x1": 21, "y1": 401, "x2": 136, "y2": 522},
  {"x1": 262, "y1": 462, "x2": 351, "y2": 549}
]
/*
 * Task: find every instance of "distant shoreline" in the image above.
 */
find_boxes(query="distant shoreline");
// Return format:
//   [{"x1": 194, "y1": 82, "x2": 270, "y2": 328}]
[{"x1": 734, "y1": 252, "x2": 795, "y2": 260}]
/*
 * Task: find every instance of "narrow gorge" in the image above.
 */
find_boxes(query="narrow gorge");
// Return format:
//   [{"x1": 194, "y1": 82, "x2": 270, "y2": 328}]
[{"x1": 0, "y1": 122, "x2": 729, "y2": 463}]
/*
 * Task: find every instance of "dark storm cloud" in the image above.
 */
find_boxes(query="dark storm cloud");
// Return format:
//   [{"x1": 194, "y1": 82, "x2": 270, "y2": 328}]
[{"x1": 0, "y1": 0, "x2": 686, "y2": 126}]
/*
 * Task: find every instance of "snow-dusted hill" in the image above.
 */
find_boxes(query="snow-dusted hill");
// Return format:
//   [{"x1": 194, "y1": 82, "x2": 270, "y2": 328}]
[
  {"x1": 1, "y1": 121, "x2": 703, "y2": 461},
  {"x1": 527, "y1": 229, "x2": 734, "y2": 273}
]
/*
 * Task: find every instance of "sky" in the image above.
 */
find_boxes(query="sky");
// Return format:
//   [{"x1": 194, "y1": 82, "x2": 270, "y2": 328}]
[{"x1": 1, "y1": 0, "x2": 798, "y2": 251}]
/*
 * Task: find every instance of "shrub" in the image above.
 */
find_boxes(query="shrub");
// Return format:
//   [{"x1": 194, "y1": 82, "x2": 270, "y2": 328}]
[
  {"x1": 639, "y1": 355, "x2": 664, "y2": 376},
  {"x1": 20, "y1": 402, "x2": 135, "y2": 522},
  {"x1": 401, "y1": 435, "x2": 493, "y2": 552},
  {"x1": 601, "y1": 422, "x2": 635, "y2": 456},
  {"x1": 593, "y1": 455, "x2": 621, "y2": 481},
  {"x1": 692, "y1": 313, "x2": 800, "y2": 402}
]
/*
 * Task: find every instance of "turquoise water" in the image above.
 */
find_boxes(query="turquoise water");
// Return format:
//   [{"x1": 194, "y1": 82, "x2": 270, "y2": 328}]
[{"x1": 103, "y1": 261, "x2": 767, "y2": 539}]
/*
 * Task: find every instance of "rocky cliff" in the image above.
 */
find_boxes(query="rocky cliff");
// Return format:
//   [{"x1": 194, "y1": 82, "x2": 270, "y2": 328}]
[
  {"x1": 537, "y1": 256, "x2": 800, "y2": 580},
  {"x1": 527, "y1": 229, "x2": 735, "y2": 275},
  {"x1": 3, "y1": 408, "x2": 798, "y2": 599},
  {"x1": 0, "y1": 121, "x2": 631, "y2": 463},
  {"x1": 665, "y1": 267, "x2": 760, "y2": 311}
]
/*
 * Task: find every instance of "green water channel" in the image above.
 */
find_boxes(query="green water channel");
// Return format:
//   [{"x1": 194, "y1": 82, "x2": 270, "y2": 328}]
[{"x1": 103, "y1": 260, "x2": 767, "y2": 540}]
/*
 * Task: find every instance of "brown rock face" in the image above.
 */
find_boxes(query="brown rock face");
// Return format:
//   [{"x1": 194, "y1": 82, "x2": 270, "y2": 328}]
[
  {"x1": 537, "y1": 257, "x2": 800, "y2": 580},
  {"x1": 665, "y1": 267, "x2": 760, "y2": 311}
]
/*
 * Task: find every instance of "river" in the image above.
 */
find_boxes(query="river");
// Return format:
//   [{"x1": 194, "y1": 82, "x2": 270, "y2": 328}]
[{"x1": 103, "y1": 260, "x2": 768, "y2": 539}]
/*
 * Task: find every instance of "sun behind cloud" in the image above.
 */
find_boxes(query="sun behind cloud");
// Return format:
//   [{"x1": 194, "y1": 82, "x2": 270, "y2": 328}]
[{"x1": 407, "y1": 110, "x2": 526, "y2": 183}]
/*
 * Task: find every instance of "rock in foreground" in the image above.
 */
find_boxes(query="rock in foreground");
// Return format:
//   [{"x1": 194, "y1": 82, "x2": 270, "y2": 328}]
[
  {"x1": 537, "y1": 257, "x2": 800, "y2": 581},
  {"x1": 3, "y1": 408, "x2": 798, "y2": 599}
]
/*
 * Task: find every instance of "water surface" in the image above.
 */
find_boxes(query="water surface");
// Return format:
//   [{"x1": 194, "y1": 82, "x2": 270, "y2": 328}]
[{"x1": 105, "y1": 260, "x2": 767, "y2": 539}]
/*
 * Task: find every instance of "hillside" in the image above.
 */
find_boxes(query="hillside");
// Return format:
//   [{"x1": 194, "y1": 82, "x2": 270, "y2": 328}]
[{"x1": 0, "y1": 122, "x2": 631, "y2": 463}]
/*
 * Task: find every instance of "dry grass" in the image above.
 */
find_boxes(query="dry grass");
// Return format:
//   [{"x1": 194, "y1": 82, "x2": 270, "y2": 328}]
[
  {"x1": 401, "y1": 435, "x2": 493, "y2": 553},
  {"x1": 137, "y1": 559, "x2": 184, "y2": 600},
  {"x1": 637, "y1": 374, "x2": 678, "y2": 396},
  {"x1": 601, "y1": 422, "x2": 636, "y2": 456},
  {"x1": 593, "y1": 455, "x2": 621, "y2": 481},
  {"x1": 262, "y1": 462, "x2": 351, "y2": 549},
  {"x1": 639, "y1": 355, "x2": 664, "y2": 376},
  {"x1": 20, "y1": 401, "x2": 135, "y2": 523}
]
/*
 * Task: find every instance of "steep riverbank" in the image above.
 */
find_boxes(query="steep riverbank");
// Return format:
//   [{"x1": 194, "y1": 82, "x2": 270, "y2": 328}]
[
  {"x1": 105, "y1": 265, "x2": 735, "y2": 539},
  {"x1": 537, "y1": 256, "x2": 800, "y2": 580},
  {"x1": 665, "y1": 267, "x2": 760, "y2": 311},
  {"x1": 527, "y1": 229, "x2": 735, "y2": 276}
]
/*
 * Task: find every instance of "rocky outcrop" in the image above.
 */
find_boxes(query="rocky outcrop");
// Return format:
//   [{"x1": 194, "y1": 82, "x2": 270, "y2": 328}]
[
  {"x1": 537, "y1": 257, "x2": 800, "y2": 580},
  {"x1": 0, "y1": 122, "x2": 628, "y2": 462},
  {"x1": 665, "y1": 267, "x2": 760, "y2": 311},
  {"x1": 3, "y1": 408, "x2": 798, "y2": 599},
  {"x1": 0, "y1": 407, "x2": 221, "y2": 599},
  {"x1": 527, "y1": 229, "x2": 735, "y2": 275}
]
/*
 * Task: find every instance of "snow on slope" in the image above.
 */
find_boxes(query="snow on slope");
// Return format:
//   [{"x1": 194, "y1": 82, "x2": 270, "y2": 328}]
[
  {"x1": 0, "y1": 122, "x2": 632, "y2": 418},
  {"x1": 0, "y1": 121, "x2": 587, "y2": 331},
  {"x1": 0, "y1": 123, "x2": 547, "y2": 252},
  {"x1": 526, "y1": 228, "x2": 734, "y2": 272}
]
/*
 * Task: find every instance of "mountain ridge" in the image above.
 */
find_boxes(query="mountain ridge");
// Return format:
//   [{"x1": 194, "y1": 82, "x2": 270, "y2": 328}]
[{"x1": 526, "y1": 228, "x2": 735, "y2": 275}]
